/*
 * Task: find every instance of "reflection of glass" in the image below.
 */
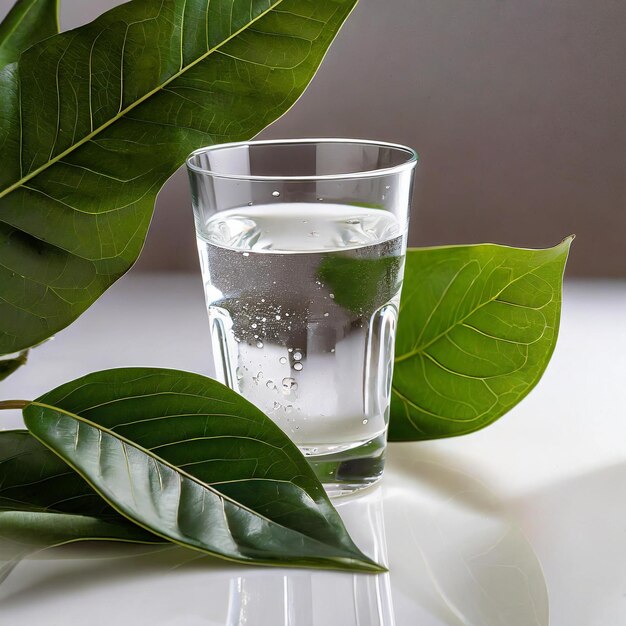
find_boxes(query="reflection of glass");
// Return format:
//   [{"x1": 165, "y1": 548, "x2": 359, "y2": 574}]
[
  {"x1": 225, "y1": 488, "x2": 395, "y2": 626},
  {"x1": 187, "y1": 139, "x2": 417, "y2": 495}
]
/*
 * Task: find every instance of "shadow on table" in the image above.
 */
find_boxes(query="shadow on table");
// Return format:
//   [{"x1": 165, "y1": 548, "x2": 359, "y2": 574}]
[
  {"x1": 509, "y1": 462, "x2": 626, "y2": 626},
  {"x1": 384, "y1": 444, "x2": 549, "y2": 626}
]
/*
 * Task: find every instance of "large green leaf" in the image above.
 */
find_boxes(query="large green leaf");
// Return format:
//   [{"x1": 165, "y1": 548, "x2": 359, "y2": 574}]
[
  {"x1": 0, "y1": 429, "x2": 162, "y2": 581},
  {"x1": 0, "y1": 0, "x2": 358, "y2": 355},
  {"x1": 389, "y1": 238, "x2": 572, "y2": 441},
  {"x1": 16, "y1": 368, "x2": 381, "y2": 572},
  {"x1": 0, "y1": 0, "x2": 58, "y2": 68}
]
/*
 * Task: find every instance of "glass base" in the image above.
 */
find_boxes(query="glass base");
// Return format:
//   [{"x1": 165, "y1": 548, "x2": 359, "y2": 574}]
[{"x1": 301, "y1": 433, "x2": 387, "y2": 498}]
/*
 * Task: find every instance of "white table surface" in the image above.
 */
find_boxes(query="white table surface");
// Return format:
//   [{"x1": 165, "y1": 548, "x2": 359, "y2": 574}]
[{"x1": 1, "y1": 275, "x2": 624, "y2": 626}]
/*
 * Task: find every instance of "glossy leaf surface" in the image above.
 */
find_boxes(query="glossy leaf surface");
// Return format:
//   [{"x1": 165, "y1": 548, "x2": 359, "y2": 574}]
[
  {"x1": 0, "y1": 430, "x2": 161, "y2": 581},
  {"x1": 21, "y1": 368, "x2": 381, "y2": 571},
  {"x1": 0, "y1": 0, "x2": 58, "y2": 68},
  {"x1": 0, "y1": 0, "x2": 357, "y2": 355},
  {"x1": 390, "y1": 238, "x2": 572, "y2": 441}
]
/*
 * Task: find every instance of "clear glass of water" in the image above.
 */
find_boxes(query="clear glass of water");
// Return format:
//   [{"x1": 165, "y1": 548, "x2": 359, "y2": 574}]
[{"x1": 187, "y1": 139, "x2": 417, "y2": 495}]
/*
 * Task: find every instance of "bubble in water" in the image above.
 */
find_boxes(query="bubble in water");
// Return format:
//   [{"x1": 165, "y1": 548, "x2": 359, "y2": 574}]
[
  {"x1": 293, "y1": 351, "x2": 302, "y2": 361},
  {"x1": 279, "y1": 357, "x2": 287, "y2": 364},
  {"x1": 275, "y1": 315, "x2": 281, "y2": 320},
  {"x1": 282, "y1": 377, "x2": 298, "y2": 394},
  {"x1": 330, "y1": 348, "x2": 335, "y2": 353},
  {"x1": 256, "y1": 340, "x2": 264, "y2": 348},
  {"x1": 242, "y1": 252, "x2": 249, "y2": 257},
  {"x1": 285, "y1": 312, "x2": 289, "y2": 317},
  {"x1": 262, "y1": 317, "x2": 267, "y2": 322},
  {"x1": 273, "y1": 402, "x2": 281, "y2": 410},
  {"x1": 247, "y1": 201, "x2": 253, "y2": 206},
  {"x1": 362, "y1": 419, "x2": 368, "y2": 424},
  {"x1": 293, "y1": 362, "x2": 303, "y2": 371},
  {"x1": 236, "y1": 367, "x2": 244, "y2": 380},
  {"x1": 253, "y1": 334, "x2": 258, "y2": 339},
  {"x1": 385, "y1": 185, "x2": 390, "y2": 189},
  {"x1": 266, "y1": 380, "x2": 275, "y2": 389},
  {"x1": 317, "y1": 197, "x2": 324, "y2": 201},
  {"x1": 272, "y1": 190, "x2": 280, "y2": 197},
  {"x1": 329, "y1": 293, "x2": 335, "y2": 299},
  {"x1": 261, "y1": 298, "x2": 265, "y2": 303},
  {"x1": 309, "y1": 231, "x2": 320, "y2": 238},
  {"x1": 288, "y1": 348, "x2": 293, "y2": 353},
  {"x1": 251, "y1": 323, "x2": 257, "y2": 329},
  {"x1": 323, "y1": 312, "x2": 329, "y2": 317}
]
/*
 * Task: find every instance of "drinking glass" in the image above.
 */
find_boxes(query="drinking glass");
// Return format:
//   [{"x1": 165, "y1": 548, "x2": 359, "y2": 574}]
[{"x1": 187, "y1": 139, "x2": 417, "y2": 495}]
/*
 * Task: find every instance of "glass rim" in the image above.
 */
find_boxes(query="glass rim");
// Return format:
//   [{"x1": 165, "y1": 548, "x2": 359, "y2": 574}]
[{"x1": 186, "y1": 138, "x2": 418, "y2": 181}]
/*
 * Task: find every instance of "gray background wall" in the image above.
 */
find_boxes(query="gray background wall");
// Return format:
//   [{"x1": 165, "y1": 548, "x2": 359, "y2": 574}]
[{"x1": 2, "y1": 0, "x2": 625, "y2": 276}]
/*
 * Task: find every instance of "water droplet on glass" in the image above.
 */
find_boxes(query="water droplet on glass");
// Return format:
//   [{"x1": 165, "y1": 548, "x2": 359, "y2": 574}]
[
  {"x1": 272, "y1": 190, "x2": 280, "y2": 197},
  {"x1": 282, "y1": 377, "x2": 298, "y2": 394},
  {"x1": 266, "y1": 380, "x2": 275, "y2": 389},
  {"x1": 323, "y1": 312, "x2": 329, "y2": 317},
  {"x1": 317, "y1": 197, "x2": 324, "y2": 201},
  {"x1": 247, "y1": 201, "x2": 253, "y2": 206},
  {"x1": 236, "y1": 367, "x2": 244, "y2": 380},
  {"x1": 293, "y1": 351, "x2": 302, "y2": 361},
  {"x1": 285, "y1": 312, "x2": 289, "y2": 317},
  {"x1": 279, "y1": 357, "x2": 287, "y2": 364},
  {"x1": 293, "y1": 362, "x2": 303, "y2": 371},
  {"x1": 253, "y1": 334, "x2": 258, "y2": 339},
  {"x1": 251, "y1": 323, "x2": 257, "y2": 329},
  {"x1": 275, "y1": 314, "x2": 281, "y2": 320},
  {"x1": 242, "y1": 252, "x2": 249, "y2": 257},
  {"x1": 256, "y1": 340, "x2": 264, "y2": 348},
  {"x1": 261, "y1": 298, "x2": 265, "y2": 303},
  {"x1": 309, "y1": 231, "x2": 319, "y2": 238},
  {"x1": 362, "y1": 419, "x2": 368, "y2": 425},
  {"x1": 329, "y1": 293, "x2": 335, "y2": 299},
  {"x1": 261, "y1": 317, "x2": 267, "y2": 322},
  {"x1": 385, "y1": 185, "x2": 390, "y2": 190},
  {"x1": 273, "y1": 402, "x2": 280, "y2": 410},
  {"x1": 288, "y1": 348, "x2": 293, "y2": 353},
  {"x1": 330, "y1": 348, "x2": 335, "y2": 353}
]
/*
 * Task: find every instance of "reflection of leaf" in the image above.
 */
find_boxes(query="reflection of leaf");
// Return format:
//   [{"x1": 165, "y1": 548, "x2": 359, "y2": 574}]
[
  {"x1": 0, "y1": 0, "x2": 58, "y2": 68},
  {"x1": 15, "y1": 368, "x2": 382, "y2": 572},
  {"x1": 0, "y1": 0, "x2": 358, "y2": 355},
  {"x1": 390, "y1": 238, "x2": 572, "y2": 441},
  {"x1": 0, "y1": 430, "x2": 161, "y2": 582},
  {"x1": 385, "y1": 448, "x2": 548, "y2": 626},
  {"x1": 0, "y1": 349, "x2": 27, "y2": 381},
  {"x1": 318, "y1": 255, "x2": 404, "y2": 314}
]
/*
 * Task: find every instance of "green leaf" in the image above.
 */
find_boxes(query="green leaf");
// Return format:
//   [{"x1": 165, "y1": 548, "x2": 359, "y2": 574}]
[
  {"x1": 0, "y1": 429, "x2": 162, "y2": 581},
  {"x1": 389, "y1": 238, "x2": 572, "y2": 441},
  {"x1": 0, "y1": 0, "x2": 59, "y2": 68},
  {"x1": 0, "y1": 0, "x2": 358, "y2": 356},
  {"x1": 0, "y1": 349, "x2": 28, "y2": 381},
  {"x1": 19, "y1": 367, "x2": 382, "y2": 572}
]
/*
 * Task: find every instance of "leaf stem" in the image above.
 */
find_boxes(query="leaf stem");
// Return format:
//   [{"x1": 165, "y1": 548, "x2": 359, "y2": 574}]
[{"x1": 0, "y1": 400, "x2": 30, "y2": 410}]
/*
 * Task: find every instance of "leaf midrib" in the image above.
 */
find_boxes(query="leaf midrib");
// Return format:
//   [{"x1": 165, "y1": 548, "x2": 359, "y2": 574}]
[
  {"x1": 27, "y1": 400, "x2": 375, "y2": 567},
  {"x1": 0, "y1": 0, "x2": 285, "y2": 200}
]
